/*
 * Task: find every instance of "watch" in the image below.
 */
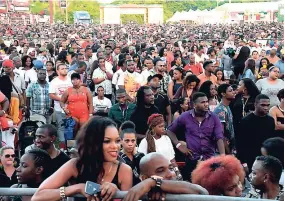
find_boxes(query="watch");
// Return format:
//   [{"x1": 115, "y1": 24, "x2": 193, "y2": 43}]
[{"x1": 151, "y1": 175, "x2": 163, "y2": 188}]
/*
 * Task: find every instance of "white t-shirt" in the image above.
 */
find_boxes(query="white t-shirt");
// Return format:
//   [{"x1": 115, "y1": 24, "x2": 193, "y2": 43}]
[
  {"x1": 93, "y1": 96, "x2": 112, "y2": 112},
  {"x1": 92, "y1": 67, "x2": 113, "y2": 95},
  {"x1": 256, "y1": 78, "x2": 284, "y2": 108},
  {"x1": 24, "y1": 68, "x2": 37, "y2": 84},
  {"x1": 141, "y1": 69, "x2": 152, "y2": 86},
  {"x1": 194, "y1": 53, "x2": 209, "y2": 63},
  {"x1": 25, "y1": 68, "x2": 48, "y2": 85},
  {"x1": 112, "y1": 68, "x2": 125, "y2": 90},
  {"x1": 49, "y1": 77, "x2": 72, "y2": 112},
  {"x1": 138, "y1": 135, "x2": 175, "y2": 162}
]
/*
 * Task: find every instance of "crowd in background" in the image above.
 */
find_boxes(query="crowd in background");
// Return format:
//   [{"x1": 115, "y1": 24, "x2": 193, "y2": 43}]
[{"x1": 0, "y1": 21, "x2": 284, "y2": 201}]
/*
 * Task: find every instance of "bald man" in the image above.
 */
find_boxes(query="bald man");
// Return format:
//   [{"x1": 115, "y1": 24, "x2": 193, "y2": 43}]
[
  {"x1": 267, "y1": 49, "x2": 280, "y2": 64},
  {"x1": 123, "y1": 153, "x2": 208, "y2": 201}
]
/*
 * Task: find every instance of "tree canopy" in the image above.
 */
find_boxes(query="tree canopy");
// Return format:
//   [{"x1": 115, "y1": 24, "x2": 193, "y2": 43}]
[{"x1": 30, "y1": 0, "x2": 274, "y2": 23}]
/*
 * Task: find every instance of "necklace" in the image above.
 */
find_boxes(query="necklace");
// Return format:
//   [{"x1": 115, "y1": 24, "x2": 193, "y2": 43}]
[
  {"x1": 241, "y1": 96, "x2": 250, "y2": 117},
  {"x1": 101, "y1": 163, "x2": 113, "y2": 182}
]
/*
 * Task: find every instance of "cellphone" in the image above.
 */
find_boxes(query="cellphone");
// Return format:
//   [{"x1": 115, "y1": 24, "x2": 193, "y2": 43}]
[{"x1": 85, "y1": 181, "x2": 101, "y2": 196}]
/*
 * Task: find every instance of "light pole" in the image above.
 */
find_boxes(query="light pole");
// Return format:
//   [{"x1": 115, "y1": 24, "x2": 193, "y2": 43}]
[{"x1": 65, "y1": 0, "x2": 68, "y2": 24}]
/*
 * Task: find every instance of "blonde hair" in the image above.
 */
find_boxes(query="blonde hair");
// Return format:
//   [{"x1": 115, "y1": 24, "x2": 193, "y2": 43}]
[{"x1": 0, "y1": 146, "x2": 14, "y2": 156}]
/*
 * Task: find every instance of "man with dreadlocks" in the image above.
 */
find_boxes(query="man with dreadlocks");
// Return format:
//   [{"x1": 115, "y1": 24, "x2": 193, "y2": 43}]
[{"x1": 130, "y1": 86, "x2": 160, "y2": 143}]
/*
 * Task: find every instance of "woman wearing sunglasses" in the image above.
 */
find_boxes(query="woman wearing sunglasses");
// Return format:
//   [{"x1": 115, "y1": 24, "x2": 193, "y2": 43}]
[{"x1": 0, "y1": 146, "x2": 17, "y2": 187}]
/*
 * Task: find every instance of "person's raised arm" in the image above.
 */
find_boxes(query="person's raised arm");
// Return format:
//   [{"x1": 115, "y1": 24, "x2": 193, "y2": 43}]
[{"x1": 31, "y1": 159, "x2": 83, "y2": 201}]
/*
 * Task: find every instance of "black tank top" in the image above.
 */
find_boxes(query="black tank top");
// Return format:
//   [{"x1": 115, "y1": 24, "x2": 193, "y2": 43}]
[
  {"x1": 111, "y1": 161, "x2": 121, "y2": 188},
  {"x1": 74, "y1": 162, "x2": 122, "y2": 201}
]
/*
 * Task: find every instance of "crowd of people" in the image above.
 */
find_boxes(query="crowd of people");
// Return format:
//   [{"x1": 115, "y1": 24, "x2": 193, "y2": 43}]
[{"x1": 0, "y1": 21, "x2": 284, "y2": 201}]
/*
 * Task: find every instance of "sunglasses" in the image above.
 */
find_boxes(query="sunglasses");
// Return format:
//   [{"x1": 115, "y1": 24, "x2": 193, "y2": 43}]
[{"x1": 5, "y1": 154, "x2": 15, "y2": 158}]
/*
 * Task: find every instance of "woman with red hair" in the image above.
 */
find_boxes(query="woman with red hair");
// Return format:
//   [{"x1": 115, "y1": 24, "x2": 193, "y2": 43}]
[{"x1": 192, "y1": 155, "x2": 245, "y2": 197}]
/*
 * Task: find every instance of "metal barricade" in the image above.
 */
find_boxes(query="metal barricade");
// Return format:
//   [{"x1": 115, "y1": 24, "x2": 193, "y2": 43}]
[{"x1": 0, "y1": 188, "x2": 275, "y2": 201}]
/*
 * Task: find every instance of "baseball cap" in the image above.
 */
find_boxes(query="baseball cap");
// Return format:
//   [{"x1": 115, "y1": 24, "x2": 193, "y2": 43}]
[
  {"x1": 147, "y1": 74, "x2": 163, "y2": 83},
  {"x1": 2, "y1": 59, "x2": 14, "y2": 68},
  {"x1": 32, "y1": 60, "x2": 44, "y2": 69}
]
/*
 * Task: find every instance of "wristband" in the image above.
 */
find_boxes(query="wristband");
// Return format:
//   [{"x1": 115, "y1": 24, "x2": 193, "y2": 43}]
[
  {"x1": 242, "y1": 163, "x2": 248, "y2": 167},
  {"x1": 151, "y1": 176, "x2": 163, "y2": 188},
  {"x1": 176, "y1": 143, "x2": 182, "y2": 149},
  {"x1": 2, "y1": 110, "x2": 5, "y2": 114},
  {"x1": 60, "y1": 186, "x2": 66, "y2": 200}
]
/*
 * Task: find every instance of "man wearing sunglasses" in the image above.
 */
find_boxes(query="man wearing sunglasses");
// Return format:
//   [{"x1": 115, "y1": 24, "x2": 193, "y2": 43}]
[{"x1": 0, "y1": 146, "x2": 17, "y2": 187}]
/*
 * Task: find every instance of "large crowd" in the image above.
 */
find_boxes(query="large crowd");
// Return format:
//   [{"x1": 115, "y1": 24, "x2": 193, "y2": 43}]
[{"x1": 0, "y1": 21, "x2": 284, "y2": 201}]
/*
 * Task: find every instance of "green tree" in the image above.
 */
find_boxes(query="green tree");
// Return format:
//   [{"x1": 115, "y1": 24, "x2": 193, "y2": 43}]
[
  {"x1": 67, "y1": 0, "x2": 100, "y2": 23},
  {"x1": 30, "y1": 1, "x2": 49, "y2": 14}
]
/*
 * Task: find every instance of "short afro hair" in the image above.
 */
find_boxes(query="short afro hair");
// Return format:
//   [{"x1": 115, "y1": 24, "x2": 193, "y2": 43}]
[{"x1": 192, "y1": 155, "x2": 245, "y2": 195}]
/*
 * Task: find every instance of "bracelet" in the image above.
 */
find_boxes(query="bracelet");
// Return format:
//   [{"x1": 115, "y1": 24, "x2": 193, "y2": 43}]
[
  {"x1": 60, "y1": 186, "x2": 66, "y2": 200},
  {"x1": 242, "y1": 163, "x2": 248, "y2": 167},
  {"x1": 1, "y1": 110, "x2": 5, "y2": 114},
  {"x1": 176, "y1": 143, "x2": 182, "y2": 149}
]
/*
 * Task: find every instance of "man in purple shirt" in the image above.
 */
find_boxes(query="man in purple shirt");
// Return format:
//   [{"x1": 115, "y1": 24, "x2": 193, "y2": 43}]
[{"x1": 167, "y1": 92, "x2": 225, "y2": 181}]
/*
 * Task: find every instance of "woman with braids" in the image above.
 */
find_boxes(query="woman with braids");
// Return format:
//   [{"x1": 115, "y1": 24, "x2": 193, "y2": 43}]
[
  {"x1": 119, "y1": 121, "x2": 145, "y2": 185},
  {"x1": 138, "y1": 114, "x2": 179, "y2": 169},
  {"x1": 192, "y1": 155, "x2": 245, "y2": 197},
  {"x1": 2, "y1": 149, "x2": 52, "y2": 201},
  {"x1": 32, "y1": 116, "x2": 132, "y2": 201}
]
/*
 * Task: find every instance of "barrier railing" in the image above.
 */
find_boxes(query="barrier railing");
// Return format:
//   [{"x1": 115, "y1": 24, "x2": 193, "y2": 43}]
[{"x1": 0, "y1": 188, "x2": 274, "y2": 201}]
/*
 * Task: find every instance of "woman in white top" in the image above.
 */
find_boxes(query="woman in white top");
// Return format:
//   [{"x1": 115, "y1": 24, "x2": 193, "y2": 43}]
[
  {"x1": 138, "y1": 114, "x2": 177, "y2": 166},
  {"x1": 256, "y1": 66, "x2": 284, "y2": 108}
]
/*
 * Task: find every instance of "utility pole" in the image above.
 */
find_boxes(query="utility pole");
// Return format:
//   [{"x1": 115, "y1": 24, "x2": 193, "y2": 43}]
[
  {"x1": 49, "y1": 0, "x2": 53, "y2": 24},
  {"x1": 65, "y1": 0, "x2": 68, "y2": 24}
]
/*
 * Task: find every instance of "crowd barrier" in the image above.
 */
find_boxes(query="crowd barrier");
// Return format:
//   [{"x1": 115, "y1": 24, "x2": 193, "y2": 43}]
[{"x1": 0, "y1": 188, "x2": 275, "y2": 201}]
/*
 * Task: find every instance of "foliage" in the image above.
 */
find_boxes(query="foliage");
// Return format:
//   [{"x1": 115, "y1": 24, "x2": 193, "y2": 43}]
[
  {"x1": 30, "y1": 0, "x2": 275, "y2": 23},
  {"x1": 67, "y1": 0, "x2": 100, "y2": 23},
  {"x1": 30, "y1": 1, "x2": 49, "y2": 15},
  {"x1": 112, "y1": 0, "x2": 221, "y2": 22},
  {"x1": 120, "y1": 14, "x2": 144, "y2": 24}
]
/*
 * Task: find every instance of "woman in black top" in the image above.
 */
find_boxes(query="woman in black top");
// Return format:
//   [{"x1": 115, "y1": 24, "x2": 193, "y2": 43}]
[
  {"x1": 231, "y1": 78, "x2": 260, "y2": 134},
  {"x1": 3, "y1": 149, "x2": 52, "y2": 201},
  {"x1": 0, "y1": 146, "x2": 17, "y2": 188},
  {"x1": 119, "y1": 121, "x2": 144, "y2": 185},
  {"x1": 46, "y1": 61, "x2": 57, "y2": 82},
  {"x1": 32, "y1": 116, "x2": 133, "y2": 201},
  {"x1": 168, "y1": 67, "x2": 184, "y2": 101}
]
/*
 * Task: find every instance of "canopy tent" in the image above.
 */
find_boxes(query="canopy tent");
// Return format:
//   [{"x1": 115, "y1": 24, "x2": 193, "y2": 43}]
[
  {"x1": 167, "y1": 1, "x2": 282, "y2": 23},
  {"x1": 167, "y1": 9, "x2": 224, "y2": 24}
]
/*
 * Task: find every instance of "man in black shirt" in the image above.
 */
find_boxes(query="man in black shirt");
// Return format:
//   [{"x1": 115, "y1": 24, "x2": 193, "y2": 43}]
[
  {"x1": 236, "y1": 94, "x2": 275, "y2": 172},
  {"x1": 130, "y1": 86, "x2": 160, "y2": 142},
  {"x1": 147, "y1": 74, "x2": 171, "y2": 126},
  {"x1": 34, "y1": 124, "x2": 70, "y2": 174},
  {"x1": 232, "y1": 40, "x2": 250, "y2": 78}
]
